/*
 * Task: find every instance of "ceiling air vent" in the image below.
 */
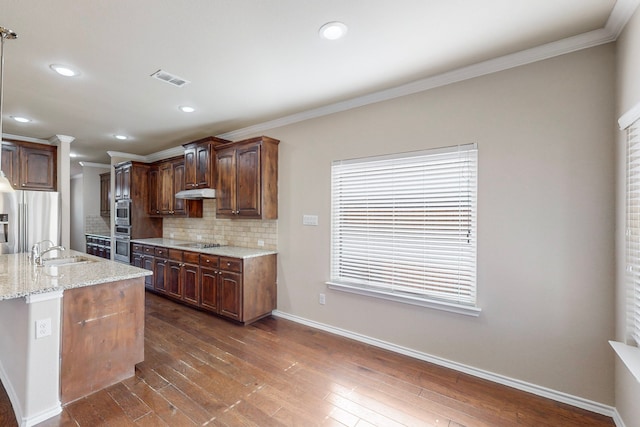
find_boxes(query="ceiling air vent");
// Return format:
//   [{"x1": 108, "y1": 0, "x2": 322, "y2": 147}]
[{"x1": 150, "y1": 69, "x2": 191, "y2": 88}]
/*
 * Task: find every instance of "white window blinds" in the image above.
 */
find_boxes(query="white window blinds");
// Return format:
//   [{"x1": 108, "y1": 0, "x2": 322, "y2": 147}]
[
  {"x1": 330, "y1": 144, "x2": 477, "y2": 309},
  {"x1": 626, "y1": 119, "x2": 640, "y2": 346}
]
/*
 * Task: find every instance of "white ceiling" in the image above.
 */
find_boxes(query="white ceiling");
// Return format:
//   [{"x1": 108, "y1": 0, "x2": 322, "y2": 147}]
[{"x1": 0, "y1": 0, "x2": 633, "y2": 174}]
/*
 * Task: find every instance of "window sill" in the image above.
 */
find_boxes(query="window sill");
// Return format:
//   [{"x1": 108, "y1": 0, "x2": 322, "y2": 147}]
[
  {"x1": 610, "y1": 341, "x2": 640, "y2": 383},
  {"x1": 326, "y1": 281, "x2": 481, "y2": 317}
]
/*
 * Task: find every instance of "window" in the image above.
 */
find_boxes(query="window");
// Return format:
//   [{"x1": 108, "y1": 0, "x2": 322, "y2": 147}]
[
  {"x1": 626, "y1": 118, "x2": 640, "y2": 346},
  {"x1": 328, "y1": 143, "x2": 479, "y2": 316}
]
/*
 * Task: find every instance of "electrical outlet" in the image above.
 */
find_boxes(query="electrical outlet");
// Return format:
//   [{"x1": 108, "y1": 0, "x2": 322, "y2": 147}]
[
  {"x1": 36, "y1": 318, "x2": 52, "y2": 339},
  {"x1": 257, "y1": 240, "x2": 265, "y2": 247},
  {"x1": 170, "y1": 232, "x2": 175, "y2": 238},
  {"x1": 319, "y1": 293, "x2": 326, "y2": 305},
  {"x1": 196, "y1": 235, "x2": 202, "y2": 241}
]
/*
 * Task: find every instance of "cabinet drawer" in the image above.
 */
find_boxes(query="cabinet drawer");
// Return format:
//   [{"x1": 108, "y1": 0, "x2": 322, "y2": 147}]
[
  {"x1": 220, "y1": 257, "x2": 242, "y2": 273},
  {"x1": 143, "y1": 245, "x2": 155, "y2": 255},
  {"x1": 168, "y1": 249, "x2": 183, "y2": 262},
  {"x1": 183, "y1": 251, "x2": 200, "y2": 264},
  {"x1": 154, "y1": 247, "x2": 167, "y2": 257},
  {"x1": 200, "y1": 254, "x2": 219, "y2": 267},
  {"x1": 132, "y1": 243, "x2": 144, "y2": 253}
]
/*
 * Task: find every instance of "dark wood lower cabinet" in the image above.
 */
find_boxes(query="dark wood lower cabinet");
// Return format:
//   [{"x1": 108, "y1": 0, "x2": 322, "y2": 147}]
[
  {"x1": 153, "y1": 257, "x2": 168, "y2": 294},
  {"x1": 200, "y1": 264, "x2": 219, "y2": 311},
  {"x1": 182, "y1": 261, "x2": 199, "y2": 305},
  {"x1": 131, "y1": 243, "x2": 276, "y2": 324},
  {"x1": 219, "y1": 270, "x2": 242, "y2": 321}
]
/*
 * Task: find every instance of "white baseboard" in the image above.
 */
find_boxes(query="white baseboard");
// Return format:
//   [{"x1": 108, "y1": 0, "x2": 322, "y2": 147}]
[
  {"x1": 612, "y1": 408, "x2": 627, "y2": 427},
  {"x1": 0, "y1": 359, "x2": 61, "y2": 427},
  {"x1": 272, "y1": 310, "x2": 616, "y2": 419}
]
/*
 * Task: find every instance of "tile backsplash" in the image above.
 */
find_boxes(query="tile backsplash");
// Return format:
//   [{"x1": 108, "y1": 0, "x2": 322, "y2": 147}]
[
  {"x1": 85, "y1": 215, "x2": 110, "y2": 236},
  {"x1": 163, "y1": 200, "x2": 278, "y2": 250}
]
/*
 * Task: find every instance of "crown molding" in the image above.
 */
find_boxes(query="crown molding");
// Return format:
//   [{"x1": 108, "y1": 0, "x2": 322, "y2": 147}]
[
  {"x1": 106, "y1": 151, "x2": 148, "y2": 162},
  {"x1": 1, "y1": 133, "x2": 50, "y2": 145},
  {"x1": 145, "y1": 145, "x2": 184, "y2": 163},
  {"x1": 219, "y1": 1, "x2": 639, "y2": 141},
  {"x1": 78, "y1": 161, "x2": 110, "y2": 169},
  {"x1": 606, "y1": 0, "x2": 640, "y2": 38}
]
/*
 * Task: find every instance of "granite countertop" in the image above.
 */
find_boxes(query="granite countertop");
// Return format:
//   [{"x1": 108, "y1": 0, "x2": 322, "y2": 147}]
[
  {"x1": 131, "y1": 238, "x2": 277, "y2": 259},
  {"x1": 0, "y1": 249, "x2": 151, "y2": 301}
]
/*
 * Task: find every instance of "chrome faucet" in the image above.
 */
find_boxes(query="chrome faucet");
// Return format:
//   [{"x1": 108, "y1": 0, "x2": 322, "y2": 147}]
[
  {"x1": 34, "y1": 245, "x2": 65, "y2": 266},
  {"x1": 30, "y1": 239, "x2": 54, "y2": 264}
]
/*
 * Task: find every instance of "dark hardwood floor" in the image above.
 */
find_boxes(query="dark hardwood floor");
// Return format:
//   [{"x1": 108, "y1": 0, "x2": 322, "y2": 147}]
[{"x1": 0, "y1": 292, "x2": 614, "y2": 426}]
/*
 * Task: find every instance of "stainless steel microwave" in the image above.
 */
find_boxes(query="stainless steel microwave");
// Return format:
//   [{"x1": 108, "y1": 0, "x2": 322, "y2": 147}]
[{"x1": 114, "y1": 199, "x2": 131, "y2": 226}]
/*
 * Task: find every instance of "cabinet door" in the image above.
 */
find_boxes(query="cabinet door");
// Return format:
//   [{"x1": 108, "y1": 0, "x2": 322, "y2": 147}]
[
  {"x1": 158, "y1": 162, "x2": 173, "y2": 214},
  {"x1": 182, "y1": 263, "x2": 199, "y2": 306},
  {"x1": 195, "y1": 144, "x2": 211, "y2": 188},
  {"x1": 148, "y1": 166, "x2": 160, "y2": 215},
  {"x1": 19, "y1": 145, "x2": 57, "y2": 191},
  {"x1": 121, "y1": 166, "x2": 131, "y2": 199},
  {"x1": 114, "y1": 167, "x2": 123, "y2": 200},
  {"x1": 219, "y1": 270, "x2": 242, "y2": 321},
  {"x1": 1, "y1": 143, "x2": 19, "y2": 189},
  {"x1": 216, "y1": 148, "x2": 236, "y2": 216},
  {"x1": 167, "y1": 260, "x2": 182, "y2": 299},
  {"x1": 154, "y1": 258, "x2": 168, "y2": 293},
  {"x1": 142, "y1": 256, "x2": 155, "y2": 289},
  {"x1": 183, "y1": 146, "x2": 197, "y2": 189},
  {"x1": 172, "y1": 161, "x2": 186, "y2": 215},
  {"x1": 235, "y1": 144, "x2": 261, "y2": 217},
  {"x1": 200, "y1": 266, "x2": 219, "y2": 311},
  {"x1": 100, "y1": 173, "x2": 111, "y2": 217}
]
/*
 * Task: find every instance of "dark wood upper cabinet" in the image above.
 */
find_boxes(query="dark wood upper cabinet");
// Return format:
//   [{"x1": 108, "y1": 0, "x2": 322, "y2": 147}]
[
  {"x1": 215, "y1": 136, "x2": 279, "y2": 219},
  {"x1": 114, "y1": 163, "x2": 131, "y2": 201},
  {"x1": 1, "y1": 140, "x2": 57, "y2": 191},
  {"x1": 148, "y1": 165, "x2": 159, "y2": 215},
  {"x1": 148, "y1": 156, "x2": 202, "y2": 217},
  {"x1": 183, "y1": 136, "x2": 229, "y2": 190},
  {"x1": 99, "y1": 172, "x2": 111, "y2": 217},
  {"x1": 1, "y1": 142, "x2": 18, "y2": 189}
]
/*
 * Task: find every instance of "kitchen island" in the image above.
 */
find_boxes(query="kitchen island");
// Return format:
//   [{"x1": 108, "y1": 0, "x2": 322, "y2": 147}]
[{"x1": 0, "y1": 250, "x2": 151, "y2": 427}]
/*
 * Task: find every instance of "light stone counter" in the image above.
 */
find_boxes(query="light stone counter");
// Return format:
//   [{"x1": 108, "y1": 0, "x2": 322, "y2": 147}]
[
  {"x1": 0, "y1": 249, "x2": 151, "y2": 301},
  {"x1": 131, "y1": 237, "x2": 277, "y2": 259}
]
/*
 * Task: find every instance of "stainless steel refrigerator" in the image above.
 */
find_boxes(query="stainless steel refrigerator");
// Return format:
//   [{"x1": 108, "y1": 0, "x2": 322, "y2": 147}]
[{"x1": 0, "y1": 191, "x2": 60, "y2": 254}]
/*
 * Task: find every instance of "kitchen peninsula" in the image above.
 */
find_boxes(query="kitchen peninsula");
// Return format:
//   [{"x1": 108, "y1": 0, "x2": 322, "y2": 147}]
[{"x1": 0, "y1": 250, "x2": 150, "y2": 427}]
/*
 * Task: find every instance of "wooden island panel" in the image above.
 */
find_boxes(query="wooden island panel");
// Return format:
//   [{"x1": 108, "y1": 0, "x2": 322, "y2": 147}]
[{"x1": 60, "y1": 278, "x2": 145, "y2": 404}]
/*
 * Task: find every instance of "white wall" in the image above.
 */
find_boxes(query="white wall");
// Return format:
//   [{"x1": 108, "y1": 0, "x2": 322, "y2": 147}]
[
  {"x1": 257, "y1": 44, "x2": 616, "y2": 405},
  {"x1": 80, "y1": 164, "x2": 110, "y2": 239},
  {"x1": 615, "y1": 5, "x2": 640, "y2": 427}
]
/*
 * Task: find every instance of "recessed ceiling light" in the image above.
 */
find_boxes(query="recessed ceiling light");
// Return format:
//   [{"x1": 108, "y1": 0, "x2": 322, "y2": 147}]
[
  {"x1": 115, "y1": 135, "x2": 128, "y2": 140},
  {"x1": 70, "y1": 153, "x2": 78, "y2": 158},
  {"x1": 10, "y1": 116, "x2": 31, "y2": 123},
  {"x1": 179, "y1": 106, "x2": 195, "y2": 113},
  {"x1": 319, "y1": 21, "x2": 348, "y2": 40},
  {"x1": 50, "y1": 64, "x2": 79, "y2": 77}
]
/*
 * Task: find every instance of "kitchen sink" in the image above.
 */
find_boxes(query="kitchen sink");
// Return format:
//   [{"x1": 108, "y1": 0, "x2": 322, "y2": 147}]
[{"x1": 41, "y1": 255, "x2": 96, "y2": 267}]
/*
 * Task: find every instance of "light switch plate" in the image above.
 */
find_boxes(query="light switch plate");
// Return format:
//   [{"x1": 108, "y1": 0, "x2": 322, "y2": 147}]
[{"x1": 303, "y1": 215, "x2": 318, "y2": 226}]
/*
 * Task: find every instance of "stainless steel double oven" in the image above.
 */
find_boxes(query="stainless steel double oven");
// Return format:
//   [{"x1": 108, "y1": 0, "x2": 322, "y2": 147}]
[{"x1": 114, "y1": 200, "x2": 132, "y2": 263}]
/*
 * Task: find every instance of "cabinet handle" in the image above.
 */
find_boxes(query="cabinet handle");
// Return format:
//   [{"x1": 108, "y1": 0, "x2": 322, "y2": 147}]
[
  {"x1": 21, "y1": 183, "x2": 25, "y2": 187},
  {"x1": 205, "y1": 259, "x2": 209, "y2": 263},
  {"x1": 227, "y1": 262, "x2": 231, "y2": 266},
  {"x1": 219, "y1": 271, "x2": 222, "y2": 275}
]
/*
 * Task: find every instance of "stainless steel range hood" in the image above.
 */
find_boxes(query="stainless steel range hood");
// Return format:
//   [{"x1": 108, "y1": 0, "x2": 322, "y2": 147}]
[{"x1": 174, "y1": 188, "x2": 216, "y2": 199}]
